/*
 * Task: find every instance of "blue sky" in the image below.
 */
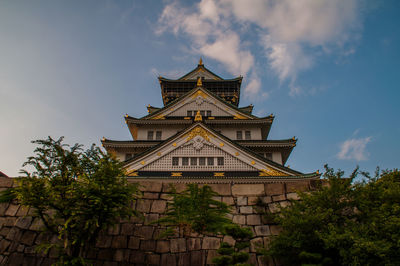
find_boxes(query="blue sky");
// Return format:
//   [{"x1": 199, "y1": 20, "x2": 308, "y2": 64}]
[{"x1": 1, "y1": 0, "x2": 399, "y2": 177}]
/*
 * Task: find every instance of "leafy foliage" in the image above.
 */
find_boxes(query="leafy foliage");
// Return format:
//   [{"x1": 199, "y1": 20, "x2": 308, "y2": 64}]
[
  {"x1": 156, "y1": 184, "x2": 232, "y2": 237},
  {"x1": 263, "y1": 165, "x2": 400, "y2": 266},
  {"x1": 1, "y1": 137, "x2": 140, "y2": 264},
  {"x1": 213, "y1": 224, "x2": 254, "y2": 266}
]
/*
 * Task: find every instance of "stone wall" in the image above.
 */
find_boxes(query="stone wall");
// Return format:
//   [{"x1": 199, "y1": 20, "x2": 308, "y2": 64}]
[{"x1": 0, "y1": 178, "x2": 317, "y2": 265}]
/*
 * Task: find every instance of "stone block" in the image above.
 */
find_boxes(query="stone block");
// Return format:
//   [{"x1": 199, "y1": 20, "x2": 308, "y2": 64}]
[
  {"x1": 120, "y1": 223, "x2": 135, "y2": 235},
  {"x1": 140, "y1": 240, "x2": 156, "y2": 251},
  {"x1": 5, "y1": 204, "x2": 19, "y2": 216},
  {"x1": 208, "y1": 184, "x2": 231, "y2": 196},
  {"x1": 136, "y1": 199, "x2": 152, "y2": 212},
  {"x1": 0, "y1": 239, "x2": 10, "y2": 253},
  {"x1": 286, "y1": 192, "x2": 300, "y2": 200},
  {"x1": 232, "y1": 184, "x2": 264, "y2": 196},
  {"x1": 151, "y1": 200, "x2": 167, "y2": 213},
  {"x1": 29, "y1": 218, "x2": 44, "y2": 231},
  {"x1": 247, "y1": 196, "x2": 260, "y2": 205},
  {"x1": 270, "y1": 225, "x2": 282, "y2": 235},
  {"x1": 0, "y1": 227, "x2": 10, "y2": 237},
  {"x1": 279, "y1": 201, "x2": 290, "y2": 208},
  {"x1": 272, "y1": 194, "x2": 286, "y2": 202},
  {"x1": 237, "y1": 196, "x2": 247, "y2": 205},
  {"x1": 143, "y1": 192, "x2": 159, "y2": 199},
  {"x1": 161, "y1": 253, "x2": 176, "y2": 266},
  {"x1": 114, "y1": 249, "x2": 129, "y2": 262},
  {"x1": 177, "y1": 252, "x2": 190, "y2": 266},
  {"x1": 107, "y1": 224, "x2": 120, "y2": 235},
  {"x1": 147, "y1": 254, "x2": 160, "y2": 265},
  {"x1": 6, "y1": 227, "x2": 22, "y2": 241},
  {"x1": 202, "y1": 237, "x2": 220, "y2": 249},
  {"x1": 171, "y1": 238, "x2": 186, "y2": 253},
  {"x1": 247, "y1": 215, "x2": 261, "y2": 225},
  {"x1": 15, "y1": 217, "x2": 32, "y2": 229},
  {"x1": 255, "y1": 225, "x2": 271, "y2": 236},
  {"x1": 250, "y1": 237, "x2": 263, "y2": 252},
  {"x1": 134, "y1": 226, "x2": 154, "y2": 239},
  {"x1": 160, "y1": 193, "x2": 173, "y2": 200},
  {"x1": 139, "y1": 181, "x2": 162, "y2": 192},
  {"x1": 162, "y1": 183, "x2": 186, "y2": 193},
  {"x1": 15, "y1": 206, "x2": 29, "y2": 217},
  {"x1": 0, "y1": 203, "x2": 8, "y2": 216},
  {"x1": 222, "y1": 196, "x2": 234, "y2": 205},
  {"x1": 112, "y1": 236, "x2": 127, "y2": 249},
  {"x1": 190, "y1": 250, "x2": 205, "y2": 266},
  {"x1": 232, "y1": 215, "x2": 246, "y2": 225},
  {"x1": 286, "y1": 181, "x2": 309, "y2": 193},
  {"x1": 187, "y1": 238, "x2": 201, "y2": 251},
  {"x1": 265, "y1": 183, "x2": 285, "y2": 195},
  {"x1": 95, "y1": 235, "x2": 112, "y2": 248},
  {"x1": 206, "y1": 250, "x2": 219, "y2": 264},
  {"x1": 156, "y1": 240, "x2": 170, "y2": 253},
  {"x1": 130, "y1": 250, "x2": 145, "y2": 264},
  {"x1": 128, "y1": 236, "x2": 140, "y2": 249},
  {"x1": 239, "y1": 206, "x2": 253, "y2": 214},
  {"x1": 20, "y1": 230, "x2": 36, "y2": 246},
  {"x1": 144, "y1": 213, "x2": 159, "y2": 225},
  {"x1": 268, "y1": 203, "x2": 280, "y2": 213},
  {"x1": 222, "y1": 235, "x2": 235, "y2": 246}
]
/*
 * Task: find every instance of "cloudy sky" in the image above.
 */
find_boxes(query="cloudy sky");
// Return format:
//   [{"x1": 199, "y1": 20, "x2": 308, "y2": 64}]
[{"x1": 1, "y1": 0, "x2": 399, "y2": 177}]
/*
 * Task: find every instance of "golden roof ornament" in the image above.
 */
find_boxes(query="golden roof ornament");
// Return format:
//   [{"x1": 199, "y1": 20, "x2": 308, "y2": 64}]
[
  {"x1": 197, "y1": 77, "x2": 203, "y2": 87},
  {"x1": 198, "y1": 57, "x2": 203, "y2": 66},
  {"x1": 194, "y1": 110, "x2": 202, "y2": 121}
]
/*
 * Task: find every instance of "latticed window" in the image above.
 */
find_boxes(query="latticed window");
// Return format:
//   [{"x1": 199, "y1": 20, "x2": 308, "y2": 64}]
[
  {"x1": 245, "y1": 131, "x2": 251, "y2": 140},
  {"x1": 190, "y1": 157, "x2": 197, "y2": 166},
  {"x1": 206, "y1": 110, "x2": 212, "y2": 117},
  {"x1": 265, "y1": 153, "x2": 273, "y2": 160},
  {"x1": 207, "y1": 157, "x2": 214, "y2": 166},
  {"x1": 172, "y1": 157, "x2": 179, "y2": 166},
  {"x1": 200, "y1": 110, "x2": 205, "y2": 116},
  {"x1": 187, "y1": 110, "x2": 192, "y2": 116},
  {"x1": 125, "y1": 153, "x2": 132, "y2": 160},
  {"x1": 156, "y1": 131, "x2": 162, "y2": 140},
  {"x1": 236, "y1": 131, "x2": 242, "y2": 140},
  {"x1": 217, "y1": 157, "x2": 224, "y2": 166},
  {"x1": 199, "y1": 157, "x2": 206, "y2": 165},
  {"x1": 147, "y1": 131, "x2": 154, "y2": 140},
  {"x1": 182, "y1": 157, "x2": 189, "y2": 166}
]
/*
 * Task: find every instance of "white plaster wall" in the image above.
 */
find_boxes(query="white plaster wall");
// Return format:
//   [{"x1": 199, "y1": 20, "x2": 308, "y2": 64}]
[
  {"x1": 137, "y1": 125, "x2": 186, "y2": 140},
  {"x1": 272, "y1": 152, "x2": 282, "y2": 165},
  {"x1": 168, "y1": 99, "x2": 232, "y2": 117},
  {"x1": 212, "y1": 125, "x2": 262, "y2": 140}
]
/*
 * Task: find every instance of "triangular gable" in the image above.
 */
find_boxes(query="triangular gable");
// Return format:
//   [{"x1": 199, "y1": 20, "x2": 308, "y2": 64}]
[
  {"x1": 145, "y1": 87, "x2": 253, "y2": 120},
  {"x1": 178, "y1": 64, "x2": 223, "y2": 80},
  {"x1": 124, "y1": 123, "x2": 297, "y2": 177}
]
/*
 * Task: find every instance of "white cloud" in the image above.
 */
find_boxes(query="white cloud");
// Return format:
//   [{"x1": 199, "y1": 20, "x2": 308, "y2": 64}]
[
  {"x1": 157, "y1": 0, "x2": 362, "y2": 97},
  {"x1": 337, "y1": 137, "x2": 372, "y2": 161}
]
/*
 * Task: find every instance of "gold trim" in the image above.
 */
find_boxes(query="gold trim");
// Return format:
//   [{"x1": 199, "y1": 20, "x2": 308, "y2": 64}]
[
  {"x1": 251, "y1": 160, "x2": 255, "y2": 165},
  {"x1": 140, "y1": 161, "x2": 145, "y2": 165},
  {"x1": 151, "y1": 114, "x2": 165, "y2": 120},
  {"x1": 208, "y1": 116, "x2": 215, "y2": 119},
  {"x1": 183, "y1": 126, "x2": 212, "y2": 142},
  {"x1": 235, "y1": 152, "x2": 239, "y2": 156},
  {"x1": 234, "y1": 113, "x2": 247, "y2": 119},
  {"x1": 184, "y1": 117, "x2": 191, "y2": 120},
  {"x1": 157, "y1": 152, "x2": 161, "y2": 156},
  {"x1": 194, "y1": 110, "x2": 202, "y2": 121},
  {"x1": 259, "y1": 167, "x2": 287, "y2": 177},
  {"x1": 219, "y1": 143, "x2": 224, "y2": 147},
  {"x1": 191, "y1": 89, "x2": 208, "y2": 99},
  {"x1": 171, "y1": 172, "x2": 182, "y2": 177},
  {"x1": 214, "y1": 172, "x2": 224, "y2": 177},
  {"x1": 172, "y1": 143, "x2": 177, "y2": 147},
  {"x1": 197, "y1": 77, "x2": 202, "y2": 87}
]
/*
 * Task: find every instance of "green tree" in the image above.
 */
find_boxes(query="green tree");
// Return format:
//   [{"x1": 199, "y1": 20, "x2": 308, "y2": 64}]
[
  {"x1": 1, "y1": 137, "x2": 140, "y2": 265},
  {"x1": 156, "y1": 184, "x2": 232, "y2": 237},
  {"x1": 263, "y1": 165, "x2": 400, "y2": 266},
  {"x1": 212, "y1": 224, "x2": 253, "y2": 266}
]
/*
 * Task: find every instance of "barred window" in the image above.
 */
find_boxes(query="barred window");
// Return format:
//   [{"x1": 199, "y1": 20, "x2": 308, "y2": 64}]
[
  {"x1": 200, "y1": 110, "x2": 205, "y2": 117},
  {"x1": 156, "y1": 131, "x2": 162, "y2": 140},
  {"x1": 187, "y1": 110, "x2": 192, "y2": 117},
  {"x1": 199, "y1": 157, "x2": 206, "y2": 166},
  {"x1": 190, "y1": 157, "x2": 197, "y2": 166},
  {"x1": 206, "y1": 110, "x2": 212, "y2": 117},
  {"x1": 245, "y1": 131, "x2": 251, "y2": 140},
  {"x1": 182, "y1": 157, "x2": 189, "y2": 166},
  {"x1": 236, "y1": 131, "x2": 243, "y2": 140},
  {"x1": 217, "y1": 157, "x2": 224, "y2": 166},
  {"x1": 125, "y1": 153, "x2": 132, "y2": 160},
  {"x1": 207, "y1": 157, "x2": 214, "y2": 166},
  {"x1": 147, "y1": 131, "x2": 154, "y2": 140},
  {"x1": 172, "y1": 157, "x2": 179, "y2": 166}
]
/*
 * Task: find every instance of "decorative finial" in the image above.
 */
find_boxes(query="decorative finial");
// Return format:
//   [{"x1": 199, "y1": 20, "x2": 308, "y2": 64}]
[
  {"x1": 197, "y1": 77, "x2": 203, "y2": 87},
  {"x1": 194, "y1": 110, "x2": 202, "y2": 121},
  {"x1": 316, "y1": 170, "x2": 320, "y2": 174},
  {"x1": 292, "y1": 136, "x2": 296, "y2": 140},
  {"x1": 102, "y1": 137, "x2": 105, "y2": 141},
  {"x1": 199, "y1": 57, "x2": 203, "y2": 66},
  {"x1": 125, "y1": 114, "x2": 128, "y2": 118}
]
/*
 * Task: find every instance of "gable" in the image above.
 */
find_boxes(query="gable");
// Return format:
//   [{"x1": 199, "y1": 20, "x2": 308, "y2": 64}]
[
  {"x1": 125, "y1": 124, "x2": 293, "y2": 177},
  {"x1": 147, "y1": 88, "x2": 252, "y2": 119},
  {"x1": 181, "y1": 68, "x2": 221, "y2": 80}
]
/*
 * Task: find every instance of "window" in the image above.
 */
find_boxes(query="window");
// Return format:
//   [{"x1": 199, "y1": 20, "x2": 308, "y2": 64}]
[
  {"x1": 217, "y1": 157, "x2": 224, "y2": 166},
  {"x1": 187, "y1": 110, "x2": 192, "y2": 117},
  {"x1": 236, "y1": 131, "x2": 243, "y2": 140},
  {"x1": 190, "y1": 157, "x2": 197, "y2": 166},
  {"x1": 156, "y1": 131, "x2": 162, "y2": 140},
  {"x1": 199, "y1": 157, "x2": 206, "y2": 165},
  {"x1": 206, "y1": 110, "x2": 212, "y2": 117},
  {"x1": 182, "y1": 157, "x2": 189, "y2": 166},
  {"x1": 200, "y1": 110, "x2": 205, "y2": 117},
  {"x1": 147, "y1": 131, "x2": 154, "y2": 140},
  {"x1": 125, "y1": 153, "x2": 132, "y2": 160},
  {"x1": 207, "y1": 157, "x2": 214, "y2": 166},
  {"x1": 172, "y1": 157, "x2": 179, "y2": 166},
  {"x1": 245, "y1": 131, "x2": 251, "y2": 140},
  {"x1": 265, "y1": 153, "x2": 273, "y2": 160}
]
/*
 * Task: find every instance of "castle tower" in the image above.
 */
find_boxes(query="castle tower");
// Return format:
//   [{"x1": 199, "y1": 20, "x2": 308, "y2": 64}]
[{"x1": 102, "y1": 59, "x2": 319, "y2": 182}]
